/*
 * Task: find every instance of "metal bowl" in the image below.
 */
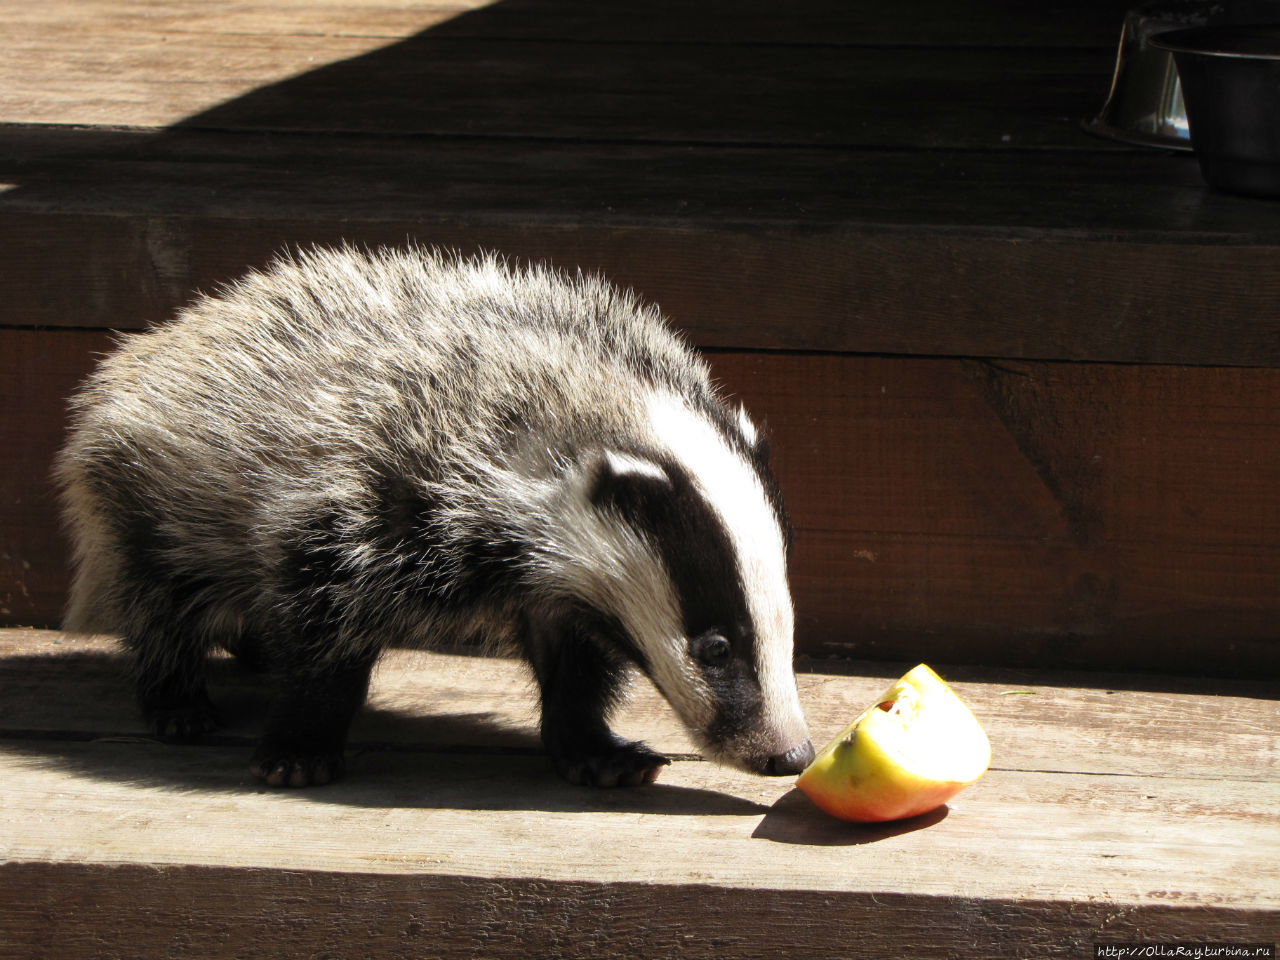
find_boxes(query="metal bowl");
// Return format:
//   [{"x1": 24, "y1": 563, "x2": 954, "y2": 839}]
[
  {"x1": 1083, "y1": 2, "x2": 1212, "y2": 151},
  {"x1": 1151, "y1": 25, "x2": 1280, "y2": 196}
]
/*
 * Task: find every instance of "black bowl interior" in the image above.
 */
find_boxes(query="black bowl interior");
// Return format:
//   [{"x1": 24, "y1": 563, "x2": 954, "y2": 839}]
[{"x1": 1151, "y1": 24, "x2": 1280, "y2": 57}]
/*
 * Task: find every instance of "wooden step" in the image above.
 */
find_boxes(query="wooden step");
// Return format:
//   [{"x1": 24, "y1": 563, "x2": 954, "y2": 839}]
[
  {"x1": 7, "y1": 332, "x2": 1279, "y2": 674},
  {"x1": 2, "y1": 3, "x2": 1278, "y2": 671},
  {"x1": 2, "y1": 628, "x2": 1276, "y2": 958},
  {"x1": 3, "y1": 0, "x2": 1280, "y2": 368}
]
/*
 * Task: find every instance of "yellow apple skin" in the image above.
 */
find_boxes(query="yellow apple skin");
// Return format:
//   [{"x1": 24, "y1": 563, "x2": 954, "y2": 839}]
[{"x1": 796, "y1": 664, "x2": 990, "y2": 823}]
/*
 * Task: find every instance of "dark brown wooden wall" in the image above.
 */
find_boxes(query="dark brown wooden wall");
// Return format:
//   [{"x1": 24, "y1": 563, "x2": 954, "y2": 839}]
[{"x1": 6, "y1": 327, "x2": 1277, "y2": 676}]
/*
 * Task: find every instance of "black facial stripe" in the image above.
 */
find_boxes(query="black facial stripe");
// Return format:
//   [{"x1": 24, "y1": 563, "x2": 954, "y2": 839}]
[
  {"x1": 614, "y1": 454, "x2": 779, "y2": 744},
  {"x1": 669, "y1": 470, "x2": 753, "y2": 645},
  {"x1": 609, "y1": 457, "x2": 755, "y2": 653}
]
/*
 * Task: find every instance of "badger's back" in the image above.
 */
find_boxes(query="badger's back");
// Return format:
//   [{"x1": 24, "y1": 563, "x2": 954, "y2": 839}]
[
  {"x1": 56, "y1": 247, "x2": 732, "y2": 644},
  {"x1": 65, "y1": 246, "x2": 716, "y2": 475}
]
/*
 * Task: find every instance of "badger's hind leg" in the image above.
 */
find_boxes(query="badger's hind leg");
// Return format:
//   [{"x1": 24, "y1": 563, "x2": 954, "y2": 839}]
[
  {"x1": 61, "y1": 458, "x2": 223, "y2": 740},
  {"x1": 121, "y1": 604, "x2": 221, "y2": 742},
  {"x1": 525, "y1": 610, "x2": 670, "y2": 788},
  {"x1": 250, "y1": 652, "x2": 376, "y2": 788},
  {"x1": 107, "y1": 562, "x2": 223, "y2": 740}
]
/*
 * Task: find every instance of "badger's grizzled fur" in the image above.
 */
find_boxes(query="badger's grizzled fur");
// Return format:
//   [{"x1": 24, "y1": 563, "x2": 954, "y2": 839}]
[{"x1": 55, "y1": 246, "x2": 813, "y2": 788}]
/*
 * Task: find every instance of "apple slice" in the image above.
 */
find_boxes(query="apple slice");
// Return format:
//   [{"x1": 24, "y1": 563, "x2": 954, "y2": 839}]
[{"x1": 796, "y1": 664, "x2": 990, "y2": 822}]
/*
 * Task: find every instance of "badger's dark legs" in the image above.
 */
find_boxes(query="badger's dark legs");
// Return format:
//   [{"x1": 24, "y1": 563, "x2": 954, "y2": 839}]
[
  {"x1": 118, "y1": 605, "x2": 219, "y2": 742},
  {"x1": 131, "y1": 633, "x2": 219, "y2": 742},
  {"x1": 250, "y1": 655, "x2": 375, "y2": 788},
  {"x1": 525, "y1": 612, "x2": 670, "y2": 787}
]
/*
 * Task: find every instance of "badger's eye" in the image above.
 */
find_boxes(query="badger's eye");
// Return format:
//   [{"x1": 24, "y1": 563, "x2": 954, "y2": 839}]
[{"x1": 691, "y1": 631, "x2": 732, "y2": 667}]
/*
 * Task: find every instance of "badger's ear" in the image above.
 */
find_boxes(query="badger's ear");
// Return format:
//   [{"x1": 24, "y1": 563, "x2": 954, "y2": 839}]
[
  {"x1": 588, "y1": 450, "x2": 673, "y2": 518},
  {"x1": 736, "y1": 403, "x2": 771, "y2": 461},
  {"x1": 736, "y1": 404, "x2": 759, "y2": 447}
]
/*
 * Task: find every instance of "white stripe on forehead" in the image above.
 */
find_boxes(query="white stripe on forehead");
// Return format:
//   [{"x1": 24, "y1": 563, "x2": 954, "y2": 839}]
[{"x1": 643, "y1": 391, "x2": 795, "y2": 654}]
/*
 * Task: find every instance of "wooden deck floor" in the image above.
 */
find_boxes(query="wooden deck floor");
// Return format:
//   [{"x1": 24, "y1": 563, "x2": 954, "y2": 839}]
[{"x1": 2, "y1": 628, "x2": 1277, "y2": 957}]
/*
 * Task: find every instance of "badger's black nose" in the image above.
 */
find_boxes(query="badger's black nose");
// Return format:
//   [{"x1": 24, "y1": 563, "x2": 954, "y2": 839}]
[{"x1": 764, "y1": 739, "x2": 815, "y2": 776}]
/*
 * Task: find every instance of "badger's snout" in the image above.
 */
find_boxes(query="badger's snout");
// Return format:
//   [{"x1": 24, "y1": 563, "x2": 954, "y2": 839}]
[{"x1": 764, "y1": 739, "x2": 816, "y2": 776}]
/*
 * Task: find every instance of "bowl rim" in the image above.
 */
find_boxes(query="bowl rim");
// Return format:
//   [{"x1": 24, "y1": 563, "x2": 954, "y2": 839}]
[{"x1": 1150, "y1": 24, "x2": 1280, "y2": 60}]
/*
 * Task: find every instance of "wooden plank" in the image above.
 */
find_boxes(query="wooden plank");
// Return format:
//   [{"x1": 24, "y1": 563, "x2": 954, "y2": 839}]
[
  {"x1": 5, "y1": 126, "x2": 1252, "y2": 236},
  {"x1": 5, "y1": 206, "x2": 1280, "y2": 368},
  {"x1": 177, "y1": 45, "x2": 1116, "y2": 151},
  {"x1": 2, "y1": 29, "x2": 1115, "y2": 149},
  {"x1": 2, "y1": 743, "x2": 1276, "y2": 904},
  {"x1": 715, "y1": 353, "x2": 1280, "y2": 672},
  {"x1": 4, "y1": 124, "x2": 1280, "y2": 365},
  {"x1": 7, "y1": 124, "x2": 1249, "y2": 235},
  {"x1": 2, "y1": 630, "x2": 1276, "y2": 782},
  {"x1": 419, "y1": 0, "x2": 1129, "y2": 48},
  {"x1": 1, "y1": 0, "x2": 1122, "y2": 149},
  {"x1": 5, "y1": 332, "x2": 1278, "y2": 673},
  {"x1": 2, "y1": 0, "x2": 1274, "y2": 367},
  {"x1": 4, "y1": 861, "x2": 1272, "y2": 960},
  {"x1": 0, "y1": 0, "x2": 1130, "y2": 49},
  {"x1": 0, "y1": 630, "x2": 1276, "y2": 958},
  {"x1": 0, "y1": 330, "x2": 114, "y2": 626}
]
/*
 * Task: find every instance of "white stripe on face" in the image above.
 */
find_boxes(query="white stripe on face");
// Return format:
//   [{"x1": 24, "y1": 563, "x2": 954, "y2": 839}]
[
  {"x1": 536, "y1": 465, "x2": 713, "y2": 729},
  {"x1": 643, "y1": 392, "x2": 807, "y2": 753}
]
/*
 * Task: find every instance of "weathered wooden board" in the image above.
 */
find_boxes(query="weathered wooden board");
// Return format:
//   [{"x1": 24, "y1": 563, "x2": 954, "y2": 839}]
[
  {"x1": 4, "y1": 861, "x2": 1275, "y2": 960},
  {"x1": 7, "y1": 331, "x2": 1277, "y2": 673},
  {"x1": 1, "y1": 0, "x2": 1121, "y2": 144},
  {"x1": 716, "y1": 353, "x2": 1280, "y2": 670},
  {"x1": 0, "y1": 330, "x2": 114, "y2": 625},
  {"x1": 2, "y1": 630, "x2": 1276, "y2": 782},
  {"x1": 2, "y1": 0, "x2": 1277, "y2": 369},
  {"x1": 5, "y1": 27, "x2": 1114, "y2": 149},
  {"x1": 8, "y1": 126, "x2": 1241, "y2": 238},
  {"x1": 1, "y1": 629, "x2": 1276, "y2": 959},
  {"x1": 4, "y1": 133, "x2": 1279, "y2": 367},
  {"x1": 3, "y1": 745, "x2": 1277, "y2": 903},
  {"x1": 1, "y1": 0, "x2": 1128, "y2": 48}
]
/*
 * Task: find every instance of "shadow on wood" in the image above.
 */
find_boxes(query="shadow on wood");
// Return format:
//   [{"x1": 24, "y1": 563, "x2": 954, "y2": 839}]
[
  {"x1": 0, "y1": 642, "x2": 768, "y2": 816},
  {"x1": 751, "y1": 789, "x2": 951, "y2": 846}
]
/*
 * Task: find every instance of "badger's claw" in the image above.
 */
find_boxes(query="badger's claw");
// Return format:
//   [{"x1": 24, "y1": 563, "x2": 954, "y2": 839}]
[
  {"x1": 143, "y1": 693, "x2": 219, "y2": 742},
  {"x1": 552, "y1": 739, "x2": 671, "y2": 788},
  {"x1": 249, "y1": 749, "x2": 345, "y2": 788}
]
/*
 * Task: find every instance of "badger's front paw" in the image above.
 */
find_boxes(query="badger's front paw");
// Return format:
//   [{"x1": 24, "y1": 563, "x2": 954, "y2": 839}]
[
  {"x1": 249, "y1": 745, "x2": 345, "y2": 788},
  {"x1": 551, "y1": 738, "x2": 671, "y2": 788}
]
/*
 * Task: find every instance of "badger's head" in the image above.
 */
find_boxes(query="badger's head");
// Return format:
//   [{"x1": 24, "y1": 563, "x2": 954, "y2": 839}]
[{"x1": 549, "y1": 391, "x2": 813, "y2": 776}]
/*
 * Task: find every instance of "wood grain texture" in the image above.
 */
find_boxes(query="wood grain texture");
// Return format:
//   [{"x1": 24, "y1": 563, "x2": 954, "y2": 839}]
[
  {"x1": 2, "y1": 0, "x2": 1278, "y2": 367},
  {"x1": 5, "y1": 862, "x2": 1271, "y2": 960},
  {"x1": 714, "y1": 352, "x2": 1280, "y2": 672},
  {"x1": 0, "y1": 0, "x2": 1129, "y2": 48},
  {"x1": 5, "y1": 332, "x2": 1277, "y2": 673},
  {"x1": 3, "y1": 123, "x2": 1279, "y2": 366},
  {"x1": 0, "y1": 0, "x2": 1121, "y2": 140},
  {"x1": 3, "y1": 0, "x2": 1279, "y2": 672},
  {"x1": 5, "y1": 207, "x2": 1280, "y2": 367},
  {"x1": 2, "y1": 631, "x2": 1276, "y2": 782},
  {"x1": 0, "y1": 629, "x2": 1276, "y2": 959}
]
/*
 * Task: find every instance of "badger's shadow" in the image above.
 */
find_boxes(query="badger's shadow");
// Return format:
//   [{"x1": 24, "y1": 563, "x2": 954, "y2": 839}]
[{"x1": 0, "y1": 649, "x2": 766, "y2": 817}]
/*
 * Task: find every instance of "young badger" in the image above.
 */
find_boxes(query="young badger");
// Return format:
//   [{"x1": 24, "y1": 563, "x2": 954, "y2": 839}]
[{"x1": 56, "y1": 246, "x2": 814, "y2": 788}]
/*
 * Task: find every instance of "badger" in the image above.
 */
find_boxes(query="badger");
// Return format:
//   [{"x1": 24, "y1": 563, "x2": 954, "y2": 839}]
[{"x1": 55, "y1": 246, "x2": 814, "y2": 789}]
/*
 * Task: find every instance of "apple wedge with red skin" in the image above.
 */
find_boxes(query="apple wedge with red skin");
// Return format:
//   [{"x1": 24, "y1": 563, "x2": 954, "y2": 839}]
[{"x1": 796, "y1": 664, "x2": 991, "y2": 823}]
